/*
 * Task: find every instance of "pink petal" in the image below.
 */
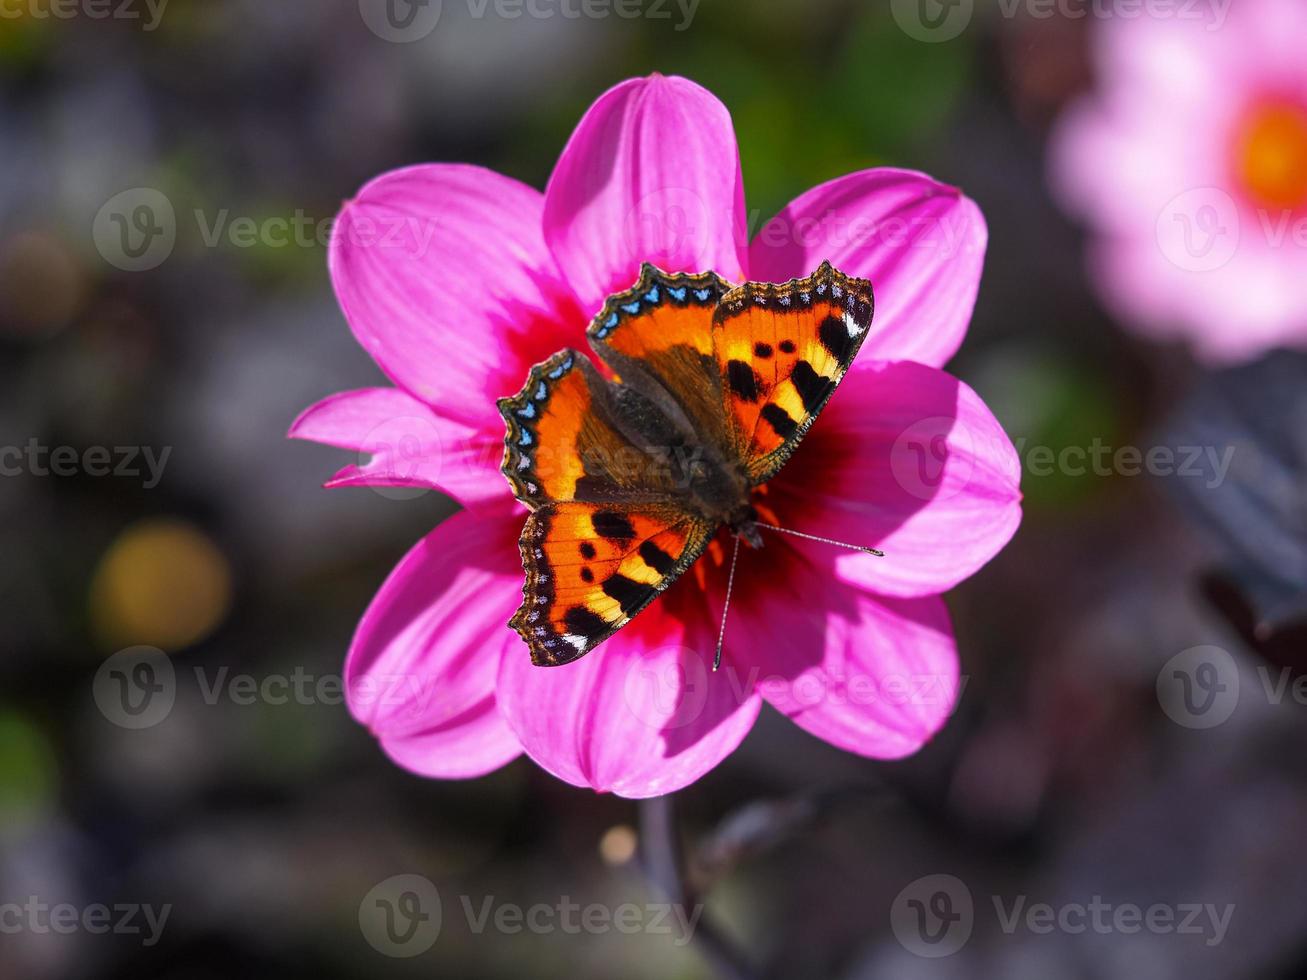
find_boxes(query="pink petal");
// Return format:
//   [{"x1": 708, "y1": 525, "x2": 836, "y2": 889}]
[
  {"x1": 345, "y1": 507, "x2": 525, "y2": 779},
  {"x1": 717, "y1": 543, "x2": 960, "y2": 759},
  {"x1": 543, "y1": 74, "x2": 748, "y2": 315},
  {"x1": 289, "y1": 387, "x2": 509, "y2": 507},
  {"x1": 330, "y1": 164, "x2": 584, "y2": 429},
  {"x1": 495, "y1": 583, "x2": 760, "y2": 798},
  {"x1": 748, "y1": 169, "x2": 987, "y2": 368},
  {"x1": 766, "y1": 360, "x2": 1022, "y2": 598}
]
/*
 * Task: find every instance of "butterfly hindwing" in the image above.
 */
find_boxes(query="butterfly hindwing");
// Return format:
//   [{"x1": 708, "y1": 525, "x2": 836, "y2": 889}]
[
  {"x1": 712, "y1": 261, "x2": 875, "y2": 484},
  {"x1": 512, "y1": 502, "x2": 714, "y2": 666}
]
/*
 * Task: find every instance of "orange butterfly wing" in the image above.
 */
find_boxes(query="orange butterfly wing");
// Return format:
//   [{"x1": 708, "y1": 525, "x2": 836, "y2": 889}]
[
  {"x1": 498, "y1": 348, "x2": 713, "y2": 666},
  {"x1": 510, "y1": 502, "x2": 712, "y2": 666},
  {"x1": 711, "y1": 261, "x2": 875, "y2": 484}
]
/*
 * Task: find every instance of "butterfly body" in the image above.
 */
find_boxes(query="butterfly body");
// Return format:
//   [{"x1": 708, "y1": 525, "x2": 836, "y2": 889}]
[{"x1": 498, "y1": 261, "x2": 875, "y2": 666}]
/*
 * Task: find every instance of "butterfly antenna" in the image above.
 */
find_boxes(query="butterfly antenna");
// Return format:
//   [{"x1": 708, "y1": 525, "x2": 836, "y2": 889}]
[
  {"x1": 754, "y1": 523, "x2": 885, "y2": 557},
  {"x1": 713, "y1": 536, "x2": 742, "y2": 672}
]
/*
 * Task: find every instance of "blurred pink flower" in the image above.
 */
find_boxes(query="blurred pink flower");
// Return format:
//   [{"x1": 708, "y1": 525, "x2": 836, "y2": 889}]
[
  {"x1": 290, "y1": 74, "x2": 1021, "y2": 797},
  {"x1": 1051, "y1": 0, "x2": 1307, "y2": 362}
]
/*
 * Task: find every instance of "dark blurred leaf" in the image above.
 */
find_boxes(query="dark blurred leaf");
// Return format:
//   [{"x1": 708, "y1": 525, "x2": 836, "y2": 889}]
[{"x1": 1162, "y1": 351, "x2": 1307, "y2": 631}]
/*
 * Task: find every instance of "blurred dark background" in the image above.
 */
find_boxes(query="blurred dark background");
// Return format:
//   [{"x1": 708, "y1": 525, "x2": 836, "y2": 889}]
[{"x1": 3, "y1": 1, "x2": 1306, "y2": 978}]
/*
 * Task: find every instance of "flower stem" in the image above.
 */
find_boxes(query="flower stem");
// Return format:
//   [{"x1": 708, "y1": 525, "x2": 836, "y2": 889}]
[{"x1": 638, "y1": 794, "x2": 759, "y2": 980}]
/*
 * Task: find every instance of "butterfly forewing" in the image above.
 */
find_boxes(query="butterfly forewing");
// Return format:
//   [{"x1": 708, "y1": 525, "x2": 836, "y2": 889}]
[
  {"x1": 712, "y1": 261, "x2": 874, "y2": 485},
  {"x1": 499, "y1": 349, "x2": 687, "y2": 509}
]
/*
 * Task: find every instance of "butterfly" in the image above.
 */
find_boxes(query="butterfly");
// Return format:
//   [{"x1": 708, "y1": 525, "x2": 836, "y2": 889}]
[{"x1": 497, "y1": 261, "x2": 876, "y2": 667}]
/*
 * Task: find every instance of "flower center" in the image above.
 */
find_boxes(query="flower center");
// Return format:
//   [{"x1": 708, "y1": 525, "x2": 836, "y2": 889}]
[{"x1": 1233, "y1": 100, "x2": 1307, "y2": 212}]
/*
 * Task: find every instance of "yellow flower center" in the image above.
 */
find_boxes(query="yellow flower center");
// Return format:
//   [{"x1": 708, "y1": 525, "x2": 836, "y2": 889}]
[{"x1": 1234, "y1": 100, "x2": 1307, "y2": 212}]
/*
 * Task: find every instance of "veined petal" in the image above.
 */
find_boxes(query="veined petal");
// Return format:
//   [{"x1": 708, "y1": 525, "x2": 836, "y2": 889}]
[
  {"x1": 345, "y1": 507, "x2": 525, "y2": 779},
  {"x1": 766, "y1": 360, "x2": 1022, "y2": 598},
  {"x1": 495, "y1": 583, "x2": 760, "y2": 798},
  {"x1": 711, "y1": 538, "x2": 961, "y2": 759},
  {"x1": 748, "y1": 169, "x2": 987, "y2": 368},
  {"x1": 543, "y1": 74, "x2": 749, "y2": 316},
  {"x1": 289, "y1": 387, "x2": 508, "y2": 507},
  {"x1": 330, "y1": 164, "x2": 584, "y2": 429}
]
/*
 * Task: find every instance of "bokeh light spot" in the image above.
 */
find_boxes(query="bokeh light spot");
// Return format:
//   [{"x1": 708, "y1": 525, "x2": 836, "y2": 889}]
[
  {"x1": 89, "y1": 518, "x2": 233, "y2": 652},
  {"x1": 598, "y1": 824, "x2": 638, "y2": 866}
]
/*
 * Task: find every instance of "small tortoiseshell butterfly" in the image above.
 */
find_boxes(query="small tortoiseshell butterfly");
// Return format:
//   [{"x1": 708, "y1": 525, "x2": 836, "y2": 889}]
[{"x1": 498, "y1": 261, "x2": 876, "y2": 667}]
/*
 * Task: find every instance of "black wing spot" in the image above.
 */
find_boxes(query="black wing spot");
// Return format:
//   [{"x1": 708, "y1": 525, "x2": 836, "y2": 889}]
[
  {"x1": 602, "y1": 573, "x2": 650, "y2": 614},
  {"x1": 761, "y1": 404, "x2": 798, "y2": 439},
  {"x1": 790, "y1": 360, "x2": 832, "y2": 414},
  {"x1": 579, "y1": 542, "x2": 597, "y2": 560},
  {"x1": 638, "y1": 540, "x2": 676, "y2": 575},
  {"x1": 819, "y1": 315, "x2": 853, "y2": 363},
  {"x1": 727, "y1": 359, "x2": 762, "y2": 402},
  {"x1": 592, "y1": 511, "x2": 636, "y2": 542},
  {"x1": 580, "y1": 567, "x2": 594, "y2": 583},
  {"x1": 753, "y1": 342, "x2": 774, "y2": 359},
  {"x1": 563, "y1": 606, "x2": 608, "y2": 640},
  {"x1": 779, "y1": 339, "x2": 797, "y2": 354}
]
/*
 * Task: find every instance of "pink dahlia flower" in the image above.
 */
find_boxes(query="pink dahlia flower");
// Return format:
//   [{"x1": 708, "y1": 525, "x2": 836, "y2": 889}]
[
  {"x1": 1050, "y1": 0, "x2": 1307, "y2": 363},
  {"x1": 290, "y1": 74, "x2": 1022, "y2": 797}
]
